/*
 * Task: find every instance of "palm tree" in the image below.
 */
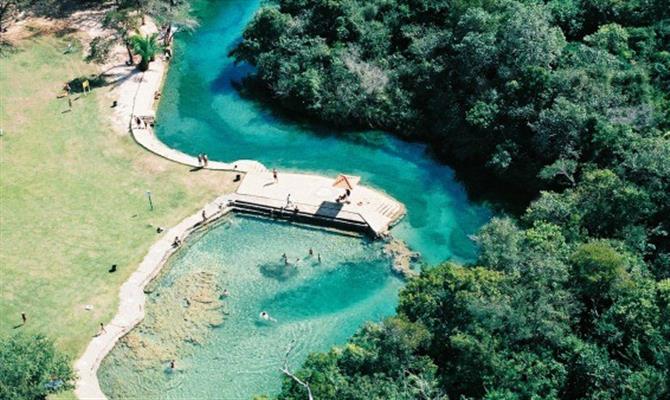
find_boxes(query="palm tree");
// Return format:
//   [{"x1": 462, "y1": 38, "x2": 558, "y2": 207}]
[{"x1": 130, "y1": 33, "x2": 163, "y2": 71}]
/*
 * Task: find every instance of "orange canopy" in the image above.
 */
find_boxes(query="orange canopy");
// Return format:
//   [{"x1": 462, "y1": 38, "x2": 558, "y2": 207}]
[{"x1": 332, "y1": 174, "x2": 360, "y2": 191}]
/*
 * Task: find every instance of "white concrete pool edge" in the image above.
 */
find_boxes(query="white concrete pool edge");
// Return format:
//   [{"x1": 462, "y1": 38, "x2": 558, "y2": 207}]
[
  {"x1": 74, "y1": 195, "x2": 234, "y2": 399},
  {"x1": 126, "y1": 22, "x2": 266, "y2": 173}
]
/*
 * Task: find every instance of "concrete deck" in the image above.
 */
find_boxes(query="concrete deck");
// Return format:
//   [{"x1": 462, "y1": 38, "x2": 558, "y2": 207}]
[{"x1": 234, "y1": 171, "x2": 405, "y2": 235}]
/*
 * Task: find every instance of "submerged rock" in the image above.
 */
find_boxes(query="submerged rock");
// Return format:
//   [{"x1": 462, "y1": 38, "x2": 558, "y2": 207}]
[
  {"x1": 116, "y1": 270, "x2": 226, "y2": 368},
  {"x1": 383, "y1": 238, "x2": 420, "y2": 278}
]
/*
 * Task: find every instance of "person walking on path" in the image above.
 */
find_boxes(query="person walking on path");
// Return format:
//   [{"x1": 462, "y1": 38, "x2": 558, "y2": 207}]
[
  {"x1": 99, "y1": 323, "x2": 106, "y2": 335},
  {"x1": 203, "y1": 154, "x2": 209, "y2": 167},
  {"x1": 273, "y1": 168, "x2": 278, "y2": 183},
  {"x1": 286, "y1": 194, "x2": 291, "y2": 207},
  {"x1": 197, "y1": 154, "x2": 203, "y2": 166},
  {"x1": 202, "y1": 209, "x2": 207, "y2": 222}
]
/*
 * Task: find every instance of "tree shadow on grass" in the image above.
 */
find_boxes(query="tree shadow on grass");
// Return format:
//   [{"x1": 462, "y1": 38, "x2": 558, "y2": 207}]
[
  {"x1": 0, "y1": 39, "x2": 19, "y2": 58},
  {"x1": 67, "y1": 75, "x2": 107, "y2": 93}
]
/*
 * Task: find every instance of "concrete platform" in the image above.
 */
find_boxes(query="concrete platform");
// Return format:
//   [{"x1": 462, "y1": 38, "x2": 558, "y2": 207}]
[{"x1": 234, "y1": 171, "x2": 405, "y2": 236}]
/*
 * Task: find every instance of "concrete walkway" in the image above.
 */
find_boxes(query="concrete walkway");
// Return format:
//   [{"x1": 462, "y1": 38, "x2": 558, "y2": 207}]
[{"x1": 126, "y1": 23, "x2": 265, "y2": 173}]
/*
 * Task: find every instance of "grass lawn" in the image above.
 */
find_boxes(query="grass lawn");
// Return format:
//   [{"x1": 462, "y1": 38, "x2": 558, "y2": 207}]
[{"x1": 0, "y1": 28, "x2": 237, "y2": 365}]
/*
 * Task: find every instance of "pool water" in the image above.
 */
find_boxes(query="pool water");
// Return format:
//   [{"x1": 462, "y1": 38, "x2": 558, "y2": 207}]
[
  {"x1": 98, "y1": 216, "x2": 402, "y2": 399},
  {"x1": 98, "y1": 0, "x2": 491, "y2": 398}
]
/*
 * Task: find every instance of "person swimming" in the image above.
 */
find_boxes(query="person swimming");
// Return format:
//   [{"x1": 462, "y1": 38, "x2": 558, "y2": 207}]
[
  {"x1": 222, "y1": 289, "x2": 230, "y2": 297},
  {"x1": 259, "y1": 311, "x2": 276, "y2": 322}
]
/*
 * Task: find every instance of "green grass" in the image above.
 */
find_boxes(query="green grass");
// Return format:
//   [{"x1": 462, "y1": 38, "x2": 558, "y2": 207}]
[{"x1": 0, "y1": 31, "x2": 238, "y2": 363}]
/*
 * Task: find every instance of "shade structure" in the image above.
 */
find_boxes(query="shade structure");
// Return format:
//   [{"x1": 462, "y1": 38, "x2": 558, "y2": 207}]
[{"x1": 332, "y1": 174, "x2": 360, "y2": 191}]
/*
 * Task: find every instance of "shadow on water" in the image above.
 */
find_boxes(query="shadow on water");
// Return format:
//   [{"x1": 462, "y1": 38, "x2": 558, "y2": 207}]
[
  {"x1": 259, "y1": 261, "x2": 299, "y2": 281},
  {"x1": 259, "y1": 260, "x2": 391, "y2": 322},
  {"x1": 210, "y1": 59, "x2": 254, "y2": 94}
]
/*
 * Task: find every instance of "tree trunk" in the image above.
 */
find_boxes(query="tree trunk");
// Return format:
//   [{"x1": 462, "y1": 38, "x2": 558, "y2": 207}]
[
  {"x1": 0, "y1": 1, "x2": 13, "y2": 34},
  {"x1": 139, "y1": 57, "x2": 149, "y2": 71},
  {"x1": 164, "y1": 24, "x2": 172, "y2": 46},
  {"x1": 125, "y1": 42, "x2": 134, "y2": 65}
]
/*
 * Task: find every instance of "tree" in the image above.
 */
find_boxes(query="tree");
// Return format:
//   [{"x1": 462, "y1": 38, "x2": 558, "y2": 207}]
[
  {"x1": 130, "y1": 32, "x2": 161, "y2": 71},
  {"x1": 0, "y1": 0, "x2": 37, "y2": 33},
  {"x1": 0, "y1": 333, "x2": 75, "y2": 400},
  {"x1": 99, "y1": 7, "x2": 141, "y2": 65},
  {"x1": 145, "y1": 0, "x2": 198, "y2": 46},
  {"x1": 231, "y1": 0, "x2": 670, "y2": 398}
]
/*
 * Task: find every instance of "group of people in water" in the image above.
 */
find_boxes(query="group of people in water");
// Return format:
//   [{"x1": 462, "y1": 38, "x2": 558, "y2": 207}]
[
  {"x1": 165, "y1": 247, "x2": 323, "y2": 372},
  {"x1": 281, "y1": 247, "x2": 321, "y2": 267}
]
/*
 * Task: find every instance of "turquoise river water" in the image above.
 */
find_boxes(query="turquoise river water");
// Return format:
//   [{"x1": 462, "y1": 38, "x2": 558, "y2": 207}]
[{"x1": 98, "y1": 1, "x2": 490, "y2": 398}]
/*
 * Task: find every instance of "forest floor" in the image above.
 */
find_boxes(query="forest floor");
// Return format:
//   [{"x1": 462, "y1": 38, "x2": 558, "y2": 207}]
[{"x1": 0, "y1": 17, "x2": 238, "y2": 383}]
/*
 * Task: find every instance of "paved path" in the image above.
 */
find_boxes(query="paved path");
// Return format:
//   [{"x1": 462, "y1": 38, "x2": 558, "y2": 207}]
[{"x1": 126, "y1": 23, "x2": 265, "y2": 173}]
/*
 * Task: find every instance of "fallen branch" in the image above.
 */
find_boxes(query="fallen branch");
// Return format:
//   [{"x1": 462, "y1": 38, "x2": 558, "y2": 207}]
[{"x1": 280, "y1": 339, "x2": 313, "y2": 400}]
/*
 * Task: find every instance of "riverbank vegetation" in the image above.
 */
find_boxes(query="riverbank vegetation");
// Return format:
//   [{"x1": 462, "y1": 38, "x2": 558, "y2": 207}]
[{"x1": 233, "y1": 0, "x2": 670, "y2": 399}]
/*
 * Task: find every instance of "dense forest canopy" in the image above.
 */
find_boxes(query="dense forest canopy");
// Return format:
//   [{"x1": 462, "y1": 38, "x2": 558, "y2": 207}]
[{"x1": 233, "y1": 0, "x2": 670, "y2": 399}]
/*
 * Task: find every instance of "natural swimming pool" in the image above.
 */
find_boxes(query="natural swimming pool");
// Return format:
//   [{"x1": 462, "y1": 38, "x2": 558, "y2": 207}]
[
  {"x1": 98, "y1": 216, "x2": 402, "y2": 399},
  {"x1": 98, "y1": 0, "x2": 490, "y2": 398}
]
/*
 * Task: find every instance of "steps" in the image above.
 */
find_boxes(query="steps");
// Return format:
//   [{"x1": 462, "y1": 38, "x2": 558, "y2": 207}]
[
  {"x1": 230, "y1": 199, "x2": 372, "y2": 235},
  {"x1": 375, "y1": 201, "x2": 404, "y2": 219}
]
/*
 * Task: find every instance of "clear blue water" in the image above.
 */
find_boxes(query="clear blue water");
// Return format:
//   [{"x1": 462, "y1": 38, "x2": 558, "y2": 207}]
[
  {"x1": 156, "y1": 0, "x2": 490, "y2": 265},
  {"x1": 98, "y1": 1, "x2": 490, "y2": 398},
  {"x1": 98, "y1": 216, "x2": 402, "y2": 399}
]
